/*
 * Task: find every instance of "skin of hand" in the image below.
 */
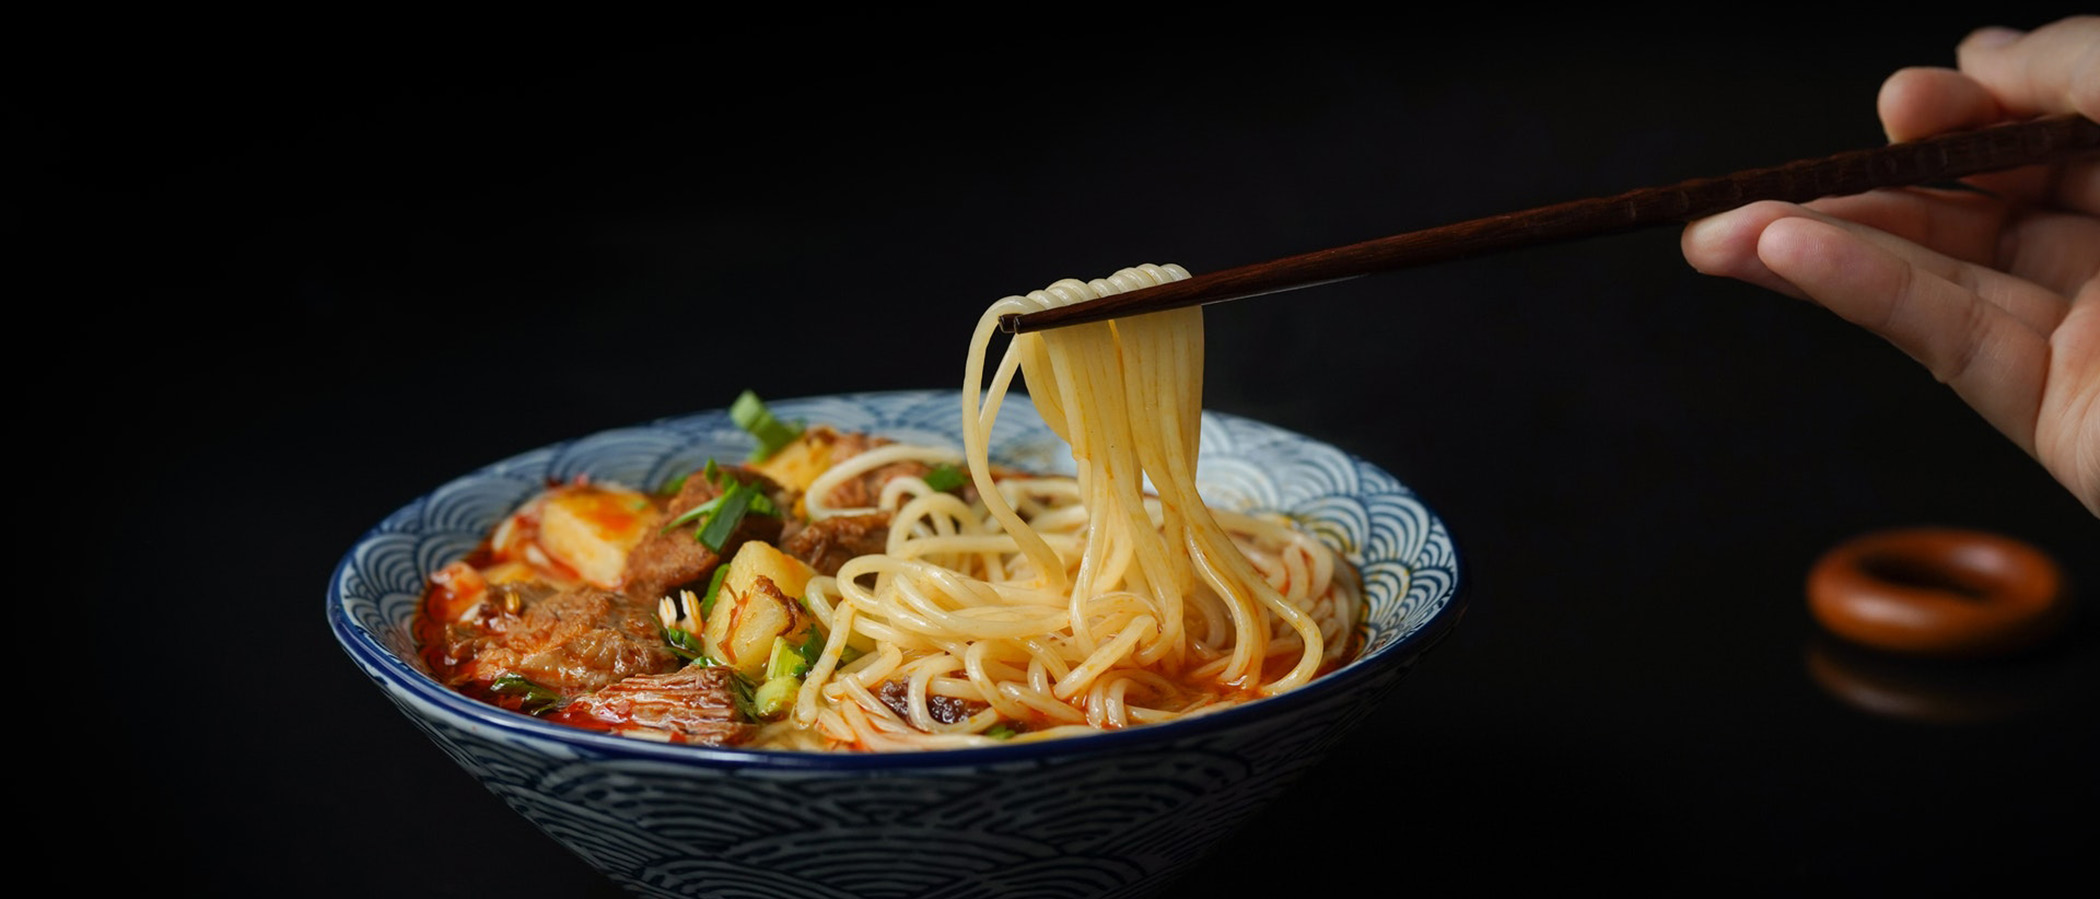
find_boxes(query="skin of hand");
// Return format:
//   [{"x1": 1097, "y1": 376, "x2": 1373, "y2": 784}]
[{"x1": 1681, "y1": 17, "x2": 2100, "y2": 517}]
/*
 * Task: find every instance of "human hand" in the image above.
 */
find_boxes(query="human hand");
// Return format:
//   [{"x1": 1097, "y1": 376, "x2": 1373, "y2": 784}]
[{"x1": 1681, "y1": 17, "x2": 2100, "y2": 516}]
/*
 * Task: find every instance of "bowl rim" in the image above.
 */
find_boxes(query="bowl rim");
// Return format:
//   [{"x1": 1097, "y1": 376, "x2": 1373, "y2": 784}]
[{"x1": 327, "y1": 388, "x2": 1468, "y2": 770}]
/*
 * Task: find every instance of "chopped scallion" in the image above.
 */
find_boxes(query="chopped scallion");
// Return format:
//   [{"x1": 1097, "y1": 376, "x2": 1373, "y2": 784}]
[
  {"x1": 660, "y1": 467, "x2": 778, "y2": 544},
  {"x1": 661, "y1": 493, "x2": 726, "y2": 534},
  {"x1": 697, "y1": 565, "x2": 731, "y2": 621},
  {"x1": 747, "y1": 490, "x2": 778, "y2": 516},
  {"x1": 489, "y1": 674, "x2": 566, "y2": 716},
  {"x1": 795, "y1": 630, "x2": 825, "y2": 670},
  {"x1": 725, "y1": 672, "x2": 760, "y2": 720},
  {"x1": 923, "y1": 463, "x2": 967, "y2": 493},
  {"x1": 661, "y1": 624, "x2": 710, "y2": 664},
  {"x1": 730, "y1": 391, "x2": 803, "y2": 461},
  {"x1": 696, "y1": 484, "x2": 756, "y2": 551},
  {"x1": 765, "y1": 636, "x2": 810, "y2": 680}
]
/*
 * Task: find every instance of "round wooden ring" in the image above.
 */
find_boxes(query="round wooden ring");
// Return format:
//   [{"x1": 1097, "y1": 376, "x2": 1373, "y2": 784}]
[{"x1": 1806, "y1": 527, "x2": 2066, "y2": 659}]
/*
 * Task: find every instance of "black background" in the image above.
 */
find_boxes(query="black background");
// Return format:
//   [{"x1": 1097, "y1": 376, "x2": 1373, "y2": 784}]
[{"x1": 35, "y1": 11, "x2": 2098, "y2": 897}]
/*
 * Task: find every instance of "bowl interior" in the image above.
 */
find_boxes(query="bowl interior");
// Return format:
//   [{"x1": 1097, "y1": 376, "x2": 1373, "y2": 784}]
[{"x1": 329, "y1": 388, "x2": 1463, "y2": 762}]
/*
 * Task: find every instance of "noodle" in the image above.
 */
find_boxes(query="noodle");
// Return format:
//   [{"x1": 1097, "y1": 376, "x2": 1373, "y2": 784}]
[
  {"x1": 777, "y1": 264, "x2": 1363, "y2": 750},
  {"x1": 422, "y1": 263, "x2": 1366, "y2": 752}
]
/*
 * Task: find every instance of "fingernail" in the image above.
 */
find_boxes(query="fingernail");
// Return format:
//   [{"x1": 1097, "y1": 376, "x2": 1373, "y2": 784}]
[{"x1": 1966, "y1": 26, "x2": 2024, "y2": 49}]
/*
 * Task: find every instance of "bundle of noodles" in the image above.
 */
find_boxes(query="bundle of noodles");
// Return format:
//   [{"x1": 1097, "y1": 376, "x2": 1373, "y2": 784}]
[{"x1": 771, "y1": 264, "x2": 1361, "y2": 751}]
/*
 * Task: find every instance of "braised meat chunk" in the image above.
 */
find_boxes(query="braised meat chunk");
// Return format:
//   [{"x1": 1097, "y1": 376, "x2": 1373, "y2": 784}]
[
  {"x1": 621, "y1": 465, "x2": 788, "y2": 603},
  {"x1": 780, "y1": 511, "x2": 892, "y2": 576},
  {"x1": 438, "y1": 585, "x2": 681, "y2": 698}
]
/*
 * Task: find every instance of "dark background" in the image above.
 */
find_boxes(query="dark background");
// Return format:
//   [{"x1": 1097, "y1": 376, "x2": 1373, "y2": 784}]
[{"x1": 34, "y1": 12, "x2": 2096, "y2": 896}]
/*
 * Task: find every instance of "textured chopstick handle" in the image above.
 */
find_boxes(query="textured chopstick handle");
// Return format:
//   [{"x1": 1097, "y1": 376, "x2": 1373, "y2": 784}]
[{"x1": 1619, "y1": 112, "x2": 2100, "y2": 223}]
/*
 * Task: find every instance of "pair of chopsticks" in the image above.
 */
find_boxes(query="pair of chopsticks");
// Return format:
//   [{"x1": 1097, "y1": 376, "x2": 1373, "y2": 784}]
[{"x1": 998, "y1": 113, "x2": 2100, "y2": 335}]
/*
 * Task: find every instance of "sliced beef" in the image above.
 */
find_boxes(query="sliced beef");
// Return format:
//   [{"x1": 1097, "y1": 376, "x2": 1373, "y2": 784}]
[
  {"x1": 441, "y1": 585, "x2": 680, "y2": 697},
  {"x1": 877, "y1": 678, "x2": 988, "y2": 727},
  {"x1": 548, "y1": 665, "x2": 754, "y2": 745},
  {"x1": 621, "y1": 465, "x2": 787, "y2": 602},
  {"x1": 780, "y1": 511, "x2": 892, "y2": 576}
]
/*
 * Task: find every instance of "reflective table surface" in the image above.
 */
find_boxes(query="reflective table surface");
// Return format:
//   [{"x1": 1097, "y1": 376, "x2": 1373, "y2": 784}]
[{"x1": 48, "y1": 12, "x2": 2096, "y2": 895}]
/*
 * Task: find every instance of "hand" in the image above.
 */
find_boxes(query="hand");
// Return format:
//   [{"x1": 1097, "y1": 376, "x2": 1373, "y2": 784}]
[{"x1": 1681, "y1": 17, "x2": 2100, "y2": 516}]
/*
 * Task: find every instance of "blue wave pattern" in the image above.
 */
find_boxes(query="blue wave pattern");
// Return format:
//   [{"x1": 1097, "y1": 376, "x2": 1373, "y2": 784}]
[{"x1": 330, "y1": 390, "x2": 1461, "y2": 899}]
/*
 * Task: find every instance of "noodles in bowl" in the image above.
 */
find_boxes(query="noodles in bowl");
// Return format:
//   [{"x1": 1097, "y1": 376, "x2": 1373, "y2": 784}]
[
  {"x1": 413, "y1": 264, "x2": 1365, "y2": 752},
  {"x1": 329, "y1": 266, "x2": 1463, "y2": 896}
]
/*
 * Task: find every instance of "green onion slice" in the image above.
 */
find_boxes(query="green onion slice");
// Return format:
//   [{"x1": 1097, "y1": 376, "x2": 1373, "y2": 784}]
[
  {"x1": 725, "y1": 672, "x2": 759, "y2": 720},
  {"x1": 662, "y1": 623, "x2": 709, "y2": 664},
  {"x1": 696, "y1": 484, "x2": 756, "y2": 551},
  {"x1": 488, "y1": 674, "x2": 566, "y2": 716},
  {"x1": 696, "y1": 565, "x2": 731, "y2": 621},
  {"x1": 923, "y1": 463, "x2": 967, "y2": 493},
  {"x1": 731, "y1": 391, "x2": 803, "y2": 461},
  {"x1": 795, "y1": 629, "x2": 825, "y2": 671},
  {"x1": 662, "y1": 493, "x2": 726, "y2": 534}
]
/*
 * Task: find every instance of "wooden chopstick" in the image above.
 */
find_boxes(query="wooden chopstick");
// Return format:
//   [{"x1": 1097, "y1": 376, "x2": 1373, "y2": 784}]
[{"x1": 998, "y1": 113, "x2": 2100, "y2": 334}]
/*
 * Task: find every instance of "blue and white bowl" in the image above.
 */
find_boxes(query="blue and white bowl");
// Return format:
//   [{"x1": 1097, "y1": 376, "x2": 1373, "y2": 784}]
[{"x1": 329, "y1": 389, "x2": 1466, "y2": 899}]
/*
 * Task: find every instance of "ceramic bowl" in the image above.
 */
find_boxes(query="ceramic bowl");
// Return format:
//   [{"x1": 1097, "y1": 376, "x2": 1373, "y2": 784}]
[{"x1": 329, "y1": 389, "x2": 1465, "y2": 899}]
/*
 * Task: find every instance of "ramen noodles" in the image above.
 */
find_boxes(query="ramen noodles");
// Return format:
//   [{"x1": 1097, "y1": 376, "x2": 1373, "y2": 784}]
[{"x1": 417, "y1": 264, "x2": 1364, "y2": 751}]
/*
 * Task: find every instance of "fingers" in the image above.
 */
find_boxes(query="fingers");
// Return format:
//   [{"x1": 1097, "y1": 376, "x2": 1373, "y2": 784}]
[
  {"x1": 1958, "y1": 18, "x2": 2100, "y2": 216},
  {"x1": 1878, "y1": 66, "x2": 2003, "y2": 141},
  {"x1": 1803, "y1": 189, "x2": 2007, "y2": 266},
  {"x1": 1752, "y1": 214, "x2": 2050, "y2": 456},
  {"x1": 1806, "y1": 191, "x2": 2100, "y2": 300},
  {"x1": 2036, "y1": 288, "x2": 2100, "y2": 516},
  {"x1": 1687, "y1": 16, "x2": 2100, "y2": 516},
  {"x1": 1955, "y1": 17, "x2": 2100, "y2": 121},
  {"x1": 2001, "y1": 211, "x2": 2100, "y2": 300},
  {"x1": 1680, "y1": 201, "x2": 1812, "y2": 299},
  {"x1": 1686, "y1": 200, "x2": 2073, "y2": 334},
  {"x1": 1877, "y1": 19, "x2": 2100, "y2": 216}
]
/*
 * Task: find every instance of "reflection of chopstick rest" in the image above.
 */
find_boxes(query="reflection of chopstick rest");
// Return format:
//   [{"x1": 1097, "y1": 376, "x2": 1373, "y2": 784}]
[
  {"x1": 1802, "y1": 637, "x2": 2058, "y2": 725},
  {"x1": 1806, "y1": 527, "x2": 2068, "y2": 659}
]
